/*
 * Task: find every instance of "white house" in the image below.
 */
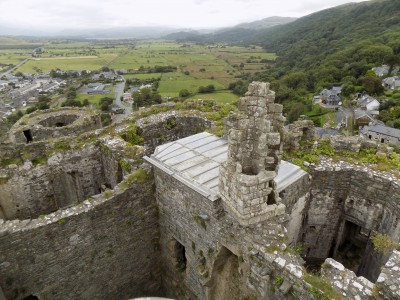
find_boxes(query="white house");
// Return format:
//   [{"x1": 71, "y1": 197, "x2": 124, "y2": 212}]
[{"x1": 357, "y1": 95, "x2": 380, "y2": 111}]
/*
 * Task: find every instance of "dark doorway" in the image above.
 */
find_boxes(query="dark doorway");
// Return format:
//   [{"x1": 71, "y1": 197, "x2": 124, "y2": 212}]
[
  {"x1": 336, "y1": 221, "x2": 369, "y2": 274},
  {"x1": 23, "y1": 129, "x2": 33, "y2": 143},
  {"x1": 169, "y1": 239, "x2": 187, "y2": 273},
  {"x1": 55, "y1": 122, "x2": 65, "y2": 127},
  {"x1": 22, "y1": 295, "x2": 39, "y2": 300}
]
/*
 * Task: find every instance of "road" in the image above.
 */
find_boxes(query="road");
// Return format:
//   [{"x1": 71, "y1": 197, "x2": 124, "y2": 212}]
[
  {"x1": 113, "y1": 76, "x2": 132, "y2": 122},
  {"x1": 334, "y1": 106, "x2": 354, "y2": 129},
  {"x1": 0, "y1": 58, "x2": 29, "y2": 77}
]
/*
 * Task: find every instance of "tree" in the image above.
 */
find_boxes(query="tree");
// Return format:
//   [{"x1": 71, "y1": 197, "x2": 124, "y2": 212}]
[
  {"x1": 386, "y1": 54, "x2": 400, "y2": 74},
  {"x1": 341, "y1": 84, "x2": 355, "y2": 97},
  {"x1": 179, "y1": 89, "x2": 190, "y2": 98},
  {"x1": 7, "y1": 111, "x2": 23, "y2": 124},
  {"x1": 287, "y1": 103, "x2": 305, "y2": 123},
  {"x1": 198, "y1": 85, "x2": 215, "y2": 93},
  {"x1": 363, "y1": 75, "x2": 383, "y2": 95},
  {"x1": 66, "y1": 88, "x2": 77, "y2": 100}
]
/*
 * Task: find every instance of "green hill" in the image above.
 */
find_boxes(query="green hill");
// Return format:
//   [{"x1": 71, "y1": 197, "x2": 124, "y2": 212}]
[{"x1": 255, "y1": 0, "x2": 400, "y2": 70}]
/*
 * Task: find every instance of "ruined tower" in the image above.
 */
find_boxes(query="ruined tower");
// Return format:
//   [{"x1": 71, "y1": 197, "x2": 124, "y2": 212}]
[{"x1": 219, "y1": 81, "x2": 286, "y2": 225}]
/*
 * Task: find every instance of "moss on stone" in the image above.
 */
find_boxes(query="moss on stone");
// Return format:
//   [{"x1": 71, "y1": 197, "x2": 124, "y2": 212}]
[
  {"x1": 194, "y1": 214, "x2": 207, "y2": 230},
  {"x1": 31, "y1": 156, "x2": 48, "y2": 166},
  {"x1": 118, "y1": 159, "x2": 132, "y2": 173},
  {"x1": 127, "y1": 168, "x2": 149, "y2": 183},
  {"x1": 0, "y1": 158, "x2": 23, "y2": 167},
  {"x1": 304, "y1": 272, "x2": 341, "y2": 300}
]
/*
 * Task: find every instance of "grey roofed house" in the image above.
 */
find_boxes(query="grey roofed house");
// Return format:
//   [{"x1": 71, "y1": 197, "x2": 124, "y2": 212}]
[
  {"x1": 314, "y1": 127, "x2": 340, "y2": 138},
  {"x1": 383, "y1": 76, "x2": 400, "y2": 90},
  {"x1": 354, "y1": 108, "x2": 376, "y2": 126},
  {"x1": 372, "y1": 65, "x2": 390, "y2": 77},
  {"x1": 320, "y1": 86, "x2": 342, "y2": 105},
  {"x1": 87, "y1": 83, "x2": 106, "y2": 94},
  {"x1": 145, "y1": 132, "x2": 307, "y2": 201},
  {"x1": 360, "y1": 123, "x2": 400, "y2": 145}
]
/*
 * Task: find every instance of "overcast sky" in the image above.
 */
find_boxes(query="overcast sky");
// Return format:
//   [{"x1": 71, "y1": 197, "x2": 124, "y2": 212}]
[{"x1": 0, "y1": 0, "x2": 369, "y2": 33}]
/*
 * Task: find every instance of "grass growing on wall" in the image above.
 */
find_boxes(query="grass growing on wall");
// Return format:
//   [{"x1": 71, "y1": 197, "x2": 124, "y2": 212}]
[{"x1": 304, "y1": 272, "x2": 342, "y2": 300}]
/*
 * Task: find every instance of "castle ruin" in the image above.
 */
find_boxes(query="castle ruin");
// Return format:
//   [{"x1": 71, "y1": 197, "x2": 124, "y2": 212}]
[{"x1": 0, "y1": 83, "x2": 399, "y2": 300}]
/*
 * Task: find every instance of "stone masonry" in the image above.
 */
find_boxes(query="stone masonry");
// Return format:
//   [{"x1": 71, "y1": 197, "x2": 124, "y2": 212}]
[
  {"x1": 219, "y1": 82, "x2": 286, "y2": 226},
  {"x1": 1, "y1": 82, "x2": 400, "y2": 300}
]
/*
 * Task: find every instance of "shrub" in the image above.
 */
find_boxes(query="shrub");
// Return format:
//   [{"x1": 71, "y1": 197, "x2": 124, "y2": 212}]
[{"x1": 371, "y1": 232, "x2": 399, "y2": 255}]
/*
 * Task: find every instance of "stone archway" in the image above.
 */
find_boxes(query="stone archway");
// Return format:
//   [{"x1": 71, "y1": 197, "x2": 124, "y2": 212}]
[{"x1": 207, "y1": 247, "x2": 241, "y2": 300}]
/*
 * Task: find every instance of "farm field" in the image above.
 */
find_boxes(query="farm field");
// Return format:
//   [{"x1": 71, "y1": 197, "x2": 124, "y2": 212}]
[
  {"x1": 16, "y1": 55, "x2": 117, "y2": 73},
  {"x1": 6, "y1": 39, "x2": 275, "y2": 104},
  {"x1": 75, "y1": 89, "x2": 115, "y2": 108},
  {"x1": 186, "y1": 91, "x2": 240, "y2": 104}
]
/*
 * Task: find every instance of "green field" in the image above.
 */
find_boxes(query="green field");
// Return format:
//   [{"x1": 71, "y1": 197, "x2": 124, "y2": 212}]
[
  {"x1": 5, "y1": 40, "x2": 275, "y2": 105},
  {"x1": 186, "y1": 91, "x2": 240, "y2": 104},
  {"x1": 75, "y1": 88, "x2": 115, "y2": 108},
  {"x1": 16, "y1": 55, "x2": 117, "y2": 73}
]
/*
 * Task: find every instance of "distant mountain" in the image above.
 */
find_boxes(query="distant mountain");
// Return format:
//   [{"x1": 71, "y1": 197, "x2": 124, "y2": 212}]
[
  {"x1": 162, "y1": 31, "x2": 202, "y2": 41},
  {"x1": 163, "y1": 16, "x2": 297, "y2": 43},
  {"x1": 233, "y1": 16, "x2": 297, "y2": 30}
]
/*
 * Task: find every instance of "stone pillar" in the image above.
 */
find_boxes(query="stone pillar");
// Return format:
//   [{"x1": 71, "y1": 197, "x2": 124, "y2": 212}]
[{"x1": 219, "y1": 82, "x2": 286, "y2": 226}]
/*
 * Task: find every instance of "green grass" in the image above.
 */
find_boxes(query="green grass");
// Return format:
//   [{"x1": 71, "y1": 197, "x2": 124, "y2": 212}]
[
  {"x1": 15, "y1": 55, "x2": 117, "y2": 73},
  {"x1": 158, "y1": 74, "x2": 225, "y2": 98},
  {"x1": 187, "y1": 91, "x2": 239, "y2": 104},
  {"x1": 125, "y1": 73, "x2": 162, "y2": 80},
  {"x1": 4, "y1": 39, "x2": 275, "y2": 104},
  {"x1": 304, "y1": 273, "x2": 341, "y2": 300},
  {"x1": 75, "y1": 88, "x2": 115, "y2": 108}
]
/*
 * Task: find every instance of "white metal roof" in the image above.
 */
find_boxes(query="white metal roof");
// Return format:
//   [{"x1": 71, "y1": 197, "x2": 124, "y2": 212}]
[{"x1": 145, "y1": 132, "x2": 307, "y2": 201}]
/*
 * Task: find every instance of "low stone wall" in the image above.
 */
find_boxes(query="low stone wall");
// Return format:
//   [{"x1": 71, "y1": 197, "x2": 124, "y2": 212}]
[
  {"x1": 136, "y1": 110, "x2": 212, "y2": 155},
  {"x1": 0, "y1": 175, "x2": 163, "y2": 300},
  {"x1": 7, "y1": 108, "x2": 101, "y2": 144}
]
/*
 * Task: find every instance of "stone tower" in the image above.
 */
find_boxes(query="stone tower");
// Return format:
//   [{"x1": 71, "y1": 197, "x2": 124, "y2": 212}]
[{"x1": 219, "y1": 82, "x2": 286, "y2": 226}]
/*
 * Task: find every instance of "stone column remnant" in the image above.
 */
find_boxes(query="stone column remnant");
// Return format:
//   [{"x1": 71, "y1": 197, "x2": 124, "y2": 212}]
[{"x1": 219, "y1": 82, "x2": 286, "y2": 226}]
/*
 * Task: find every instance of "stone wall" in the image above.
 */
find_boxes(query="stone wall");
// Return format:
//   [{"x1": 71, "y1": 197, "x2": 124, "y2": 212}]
[
  {"x1": 0, "y1": 174, "x2": 163, "y2": 300},
  {"x1": 219, "y1": 82, "x2": 286, "y2": 226},
  {"x1": 284, "y1": 119, "x2": 315, "y2": 151},
  {"x1": 0, "y1": 141, "x2": 47, "y2": 164},
  {"x1": 152, "y1": 158, "x2": 400, "y2": 300},
  {"x1": 0, "y1": 145, "x2": 121, "y2": 220},
  {"x1": 300, "y1": 159, "x2": 400, "y2": 282},
  {"x1": 7, "y1": 108, "x2": 101, "y2": 144},
  {"x1": 136, "y1": 110, "x2": 212, "y2": 155},
  {"x1": 154, "y1": 166, "x2": 323, "y2": 300}
]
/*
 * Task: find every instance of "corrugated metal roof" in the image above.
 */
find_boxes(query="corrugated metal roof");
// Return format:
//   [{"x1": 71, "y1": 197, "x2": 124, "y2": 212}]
[{"x1": 145, "y1": 132, "x2": 307, "y2": 201}]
